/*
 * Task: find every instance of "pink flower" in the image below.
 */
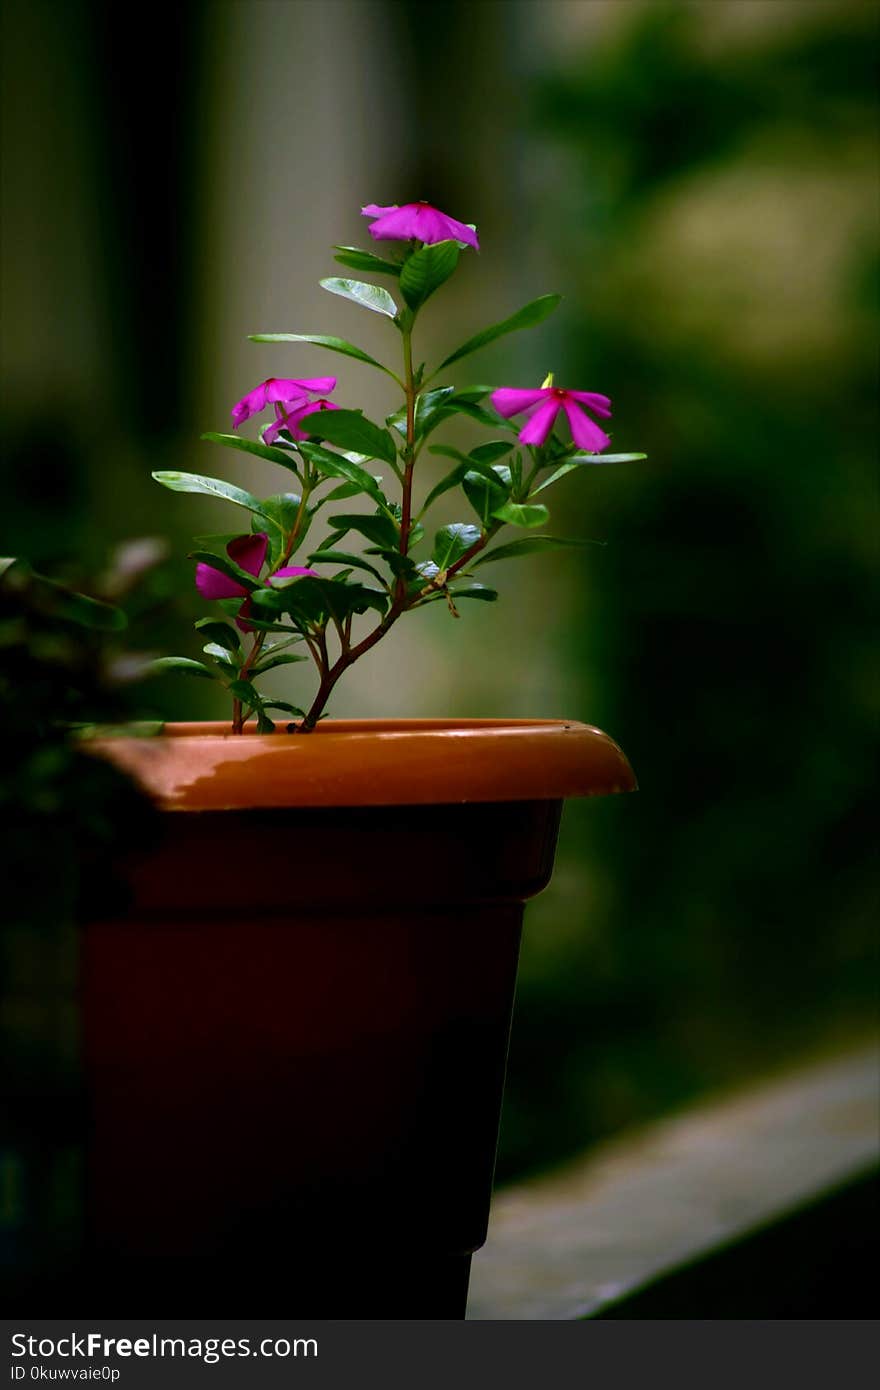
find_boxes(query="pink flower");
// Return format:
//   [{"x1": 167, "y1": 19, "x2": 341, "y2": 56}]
[
  {"x1": 361, "y1": 202, "x2": 479, "y2": 251},
  {"x1": 263, "y1": 398, "x2": 340, "y2": 446},
  {"x1": 231, "y1": 377, "x2": 337, "y2": 430},
  {"x1": 195, "y1": 533, "x2": 317, "y2": 631},
  {"x1": 491, "y1": 385, "x2": 612, "y2": 451}
]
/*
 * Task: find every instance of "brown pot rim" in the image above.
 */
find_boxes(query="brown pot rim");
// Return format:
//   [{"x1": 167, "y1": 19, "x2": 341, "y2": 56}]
[{"x1": 87, "y1": 718, "x2": 637, "y2": 811}]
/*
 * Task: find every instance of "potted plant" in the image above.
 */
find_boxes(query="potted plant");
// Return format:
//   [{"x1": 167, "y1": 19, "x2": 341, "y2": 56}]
[{"x1": 81, "y1": 201, "x2": 644, "y2": 1317}]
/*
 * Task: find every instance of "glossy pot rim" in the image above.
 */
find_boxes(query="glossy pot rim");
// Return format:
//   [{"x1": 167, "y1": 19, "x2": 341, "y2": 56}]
[{"x1": 87, "y1": 718, "x2": 637, "y2": 811}]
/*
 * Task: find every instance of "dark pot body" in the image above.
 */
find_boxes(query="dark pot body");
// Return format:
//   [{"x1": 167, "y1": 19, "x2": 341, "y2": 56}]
[{"x1": 81, "y1": 799, "x2": 562, "y2": 1316}]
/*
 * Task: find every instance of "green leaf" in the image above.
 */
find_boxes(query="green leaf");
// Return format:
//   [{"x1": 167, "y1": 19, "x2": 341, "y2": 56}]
[
  {"x1": 432, "y1": 522, "x2": 482, "y2": 569},
  {"x1": 320, "y1": 479, "x2": 373, "y2": 502},
  {"x1": 491, "y1": 500, "x2": 549, "y2": 528},
  {"x1": 228, "y1": 678, "x2": 260, "y2": 703},
  {"x1": 189, "y1": 550, "x2": 263, "y2": 592},
  {"x1": 13, "y1": 566, "x2": 127, "y2": 631},
  {"x1": 203, "y1": 641, "x2": 239, "y2": 670},
  {"x1": 375, "y1": 549, "x2": 419, "y2": 580},
  {"x1": 237, "y1": 616, "x2": 293, "y2": 634},
  {"x1": 451, "y1": 385, "x2": 494, "y2": 403},
  {"x1": 229, "y1": 679, "x2": 274, "y2": 730},
  {"x1": 312, "y1": 529, "x2": 349, "y2": 551},
  {"x1": 399, "y1": 239, "x2": 460, "y2": 309},
  {"x1": 259, "y1": 493, "x2": 303, "y2": 530},
  {"x1": 152, "y1": 470, "x2": 268, "y2": 517},
  {"x1": 250, "y1": 651, "x2": 309, "y2": 675},
  {"x1": 446, "y1": 398, "x2": 512, "y2": 431},
  {"x1": 470, "y1": 440, "x2": 513, "y2": 464},
  {"x1": 149, "y1": 657, "x2": 217, "y2": 679},
  {"x1": 303, "y1": 409, "x2": 398, "y2": 466},
  {"x1": 327, "y1": 511, "x2": 400, "y2": 550},
  {"x1": 319, "y1": 277, "x2": 398, "y2": 319},
  {"x1": 419, "y1": 450, "x2": 507, "y2": 515},
  {"x1": 419, "y1": 581, "x2": 499, "y2": 605},
  {"x1": 396, "y1": 390, "x2": 504, "y2": 441},
  {"x1": 531, "y1": 452, "x2": 647, "y2": 495},
  {"x1": 451, "y1": 582, "x2": 498, "y2": 601},
  {"x1": 194, "y1": 617, "x2": 241, "y2": 651},
  {"x1": 419, "y1": 461, "x2": 471, "y2": 513},
  {"x1": 192, "y1": 533, "x2": 241, "y2": 552},
  {"x1": 472, "y1": 535, "x2": 603, "y2": 568},
  {"x1": 463, "y1": 467, "x2": 511, "y2": 526},
  {"x1": 74, "y1": 720, "x2": 165, "y2": 740},
  {"x1": 255, "y1": 492, "x2": 308, "y2": 564},
  {"x1": 386, "y1": 386, "x2": 457, "y2": 442},
  {"x1": 435, "y1": 293, "x2": 562, "y2": 372},
  {"x1": 255, "y1": 576, "x2": 389, "y2": 624},
  {"x1": 217, "y1": 597, "x2": 246, "y2": 616},
  {"x1": 199, "y1": 432, "x2": 300, "y2": 470},
  {"x1": 264, "y1": 700, "x2": 306, "y2": 717},
  {"x1": 257, "y1": 634, "x2": 305, "y2": 655},
  {"x1": 426, "y1": 443, "x2": 471, "y2": 465},
  {"x1": 248, "y1": 333, "x2": 401, "y2": 383},
  {"x1": 567, "y1": 452, "x2": 648, "y2": 465},
  {"x1": 306, "y1": 549, "x2": 386, "y2": 583},
  {"x1": 333, "y1": 245, "x2": 402, "y2": 277},
  {"x1": 65, "y1": 591, "x2": 127, "y2": 632},
  {"x1": 531, "y1": 462, "x2": 580, "y2": 494},
  {"x1": 297, "y1": 441, "x2": 386, "y2": 502}
]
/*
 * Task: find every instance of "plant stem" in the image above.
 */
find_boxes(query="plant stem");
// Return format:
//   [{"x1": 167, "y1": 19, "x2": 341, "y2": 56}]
[
  {"x1": 295, "y1": 515, "x2": 491, "y2": 733},
  {"x1": 231, "y1": 631, "x2": 267, "y2": 734},
  {"x1": 297, "y1": 321, "x2": 420, "y2": 731},
  {"x1": 397, "y1": 324, "x2": 417, "y2": 597},
  {"x1": 298, "y1": 602, "x2": 404, "y2": 731},
  {"x1": 279, "y1": 473, "x2": 312, "y2": 568},
  {"x1": 230, "y1": 474, "x2": 312, "y2": 734}
]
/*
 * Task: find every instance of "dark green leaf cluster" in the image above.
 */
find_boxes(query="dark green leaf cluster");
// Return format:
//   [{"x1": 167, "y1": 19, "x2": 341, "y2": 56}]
[{"x1": 0, "y1": 551, "x2": 164, "y2": 932}]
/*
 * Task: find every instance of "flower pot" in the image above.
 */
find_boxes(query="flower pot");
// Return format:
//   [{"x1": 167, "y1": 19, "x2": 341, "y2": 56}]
[{"x1": 80, "y1": 719, "x2": 635, "y2": 1317}]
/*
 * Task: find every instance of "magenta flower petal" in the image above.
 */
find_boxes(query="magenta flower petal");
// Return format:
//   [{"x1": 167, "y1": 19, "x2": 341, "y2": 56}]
[
  {"x1": 562, "y1": 399, "x2": 611, "y2": 453},
  {"x1": 491, "y1": 387, "x2": 550, "y2": 419},
  {"x1": 231, "y1": 377, "x2": 337, "y2": 428},
  {"x1": 262, "y1": 413, "x2": 291, "y2": 446},
  {"x1": 264, "y1": 376, "x2": 336, "y2": 402},
  {"x1": 284, "y1": 399, "x2": 340, "y2": 441},
  {"x1": 235, "y1": 596, "x2": 255, "y2": 633},
  {"x1": 406, "y1": 206, "x2": 478, "y2": 250},
  {"x1": 196, "y1": 532, "x2": 268, "y2": 602},
  {"x1": 262, "y1": 399, "x2": 305, "y2": 446},
  {"x1": 518, "y1": 397, "x2": 563, "y2": 446},
  {"x1": 270, "y1": 566, "x2": 320, "y2": 584},
  {"x1": 566, "y1": 390, "x2": 612, "y2": 419},
  {"x1": 363, "y1": 205, "x2": 428, "y2": 241},
  {"x1": 362, "y1": 202, "x2": 479, "y2": 250},
  {"x1": 228, "y1": 531, "x2": 268, "y2": 579},
  {"x1": 195, "y1": 564, "x2": 245, "y2": 601},
  {"x1": 490, "y1": 381, "x2": 613, "y2": 450},
  {"x1": 231, "y1": 381, "x2": 272, "y2": 428}
]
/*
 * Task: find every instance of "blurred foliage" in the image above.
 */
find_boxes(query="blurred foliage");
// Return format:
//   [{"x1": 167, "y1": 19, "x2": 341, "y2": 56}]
[
  {"x1": 0, "y1": 544, "x2": 169, "y2": 933},
  {"x1": 0, "y1": 548, "x2": 165, "y2": 1285},
  {"x1": 497, "y1": 0, "x2": 879, "y2": 1178}
]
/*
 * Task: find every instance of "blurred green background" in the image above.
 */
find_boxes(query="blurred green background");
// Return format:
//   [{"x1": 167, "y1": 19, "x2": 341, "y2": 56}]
[{"x1": 1, "y1": 0, "x2": 877, "y2": 1185}]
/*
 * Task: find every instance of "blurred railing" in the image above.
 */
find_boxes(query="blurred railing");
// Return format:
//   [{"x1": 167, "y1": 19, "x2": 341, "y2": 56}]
[{"x1": 469, "y1": 1042, "x2": 879, "y2": 1319}]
